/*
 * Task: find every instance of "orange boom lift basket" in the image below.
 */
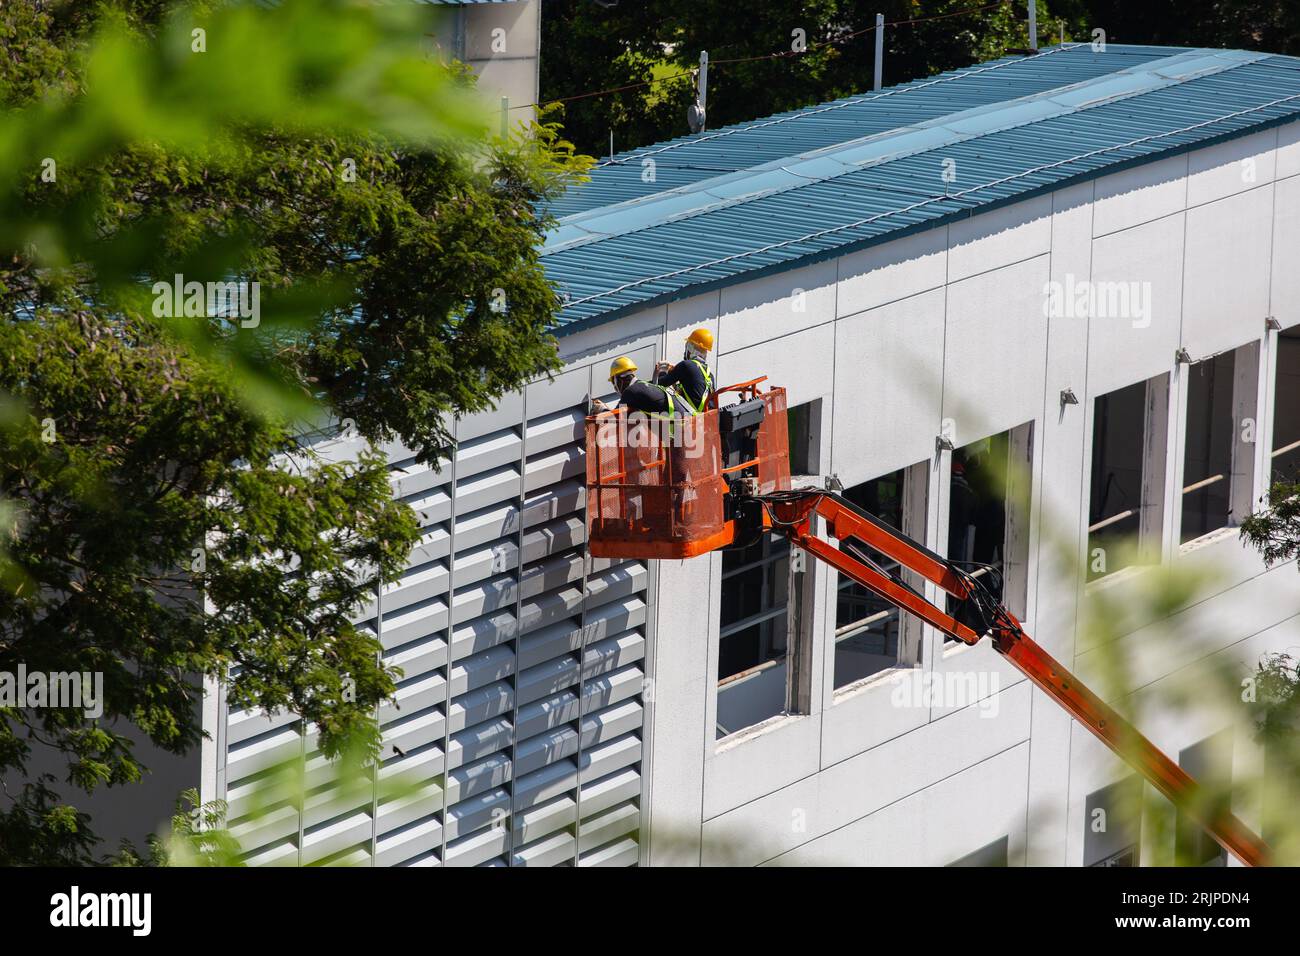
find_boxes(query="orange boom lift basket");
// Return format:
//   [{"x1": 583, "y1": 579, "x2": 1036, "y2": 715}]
[{"x1": 585, "y1": 378, "x2": 790, "y2": 559}]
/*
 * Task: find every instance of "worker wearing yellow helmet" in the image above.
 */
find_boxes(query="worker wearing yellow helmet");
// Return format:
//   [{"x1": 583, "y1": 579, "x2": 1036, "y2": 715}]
[
  {"x1": 591, "y1": 355, "x2": 678, "y2": 417},
  {"x1": 654, "y1": 327, "x2": 715, "y2": 414}
]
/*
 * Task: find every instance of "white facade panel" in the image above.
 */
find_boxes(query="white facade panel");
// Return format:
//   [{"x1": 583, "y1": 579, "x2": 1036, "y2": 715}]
[
  {"x1": 1182, "y1": 186, "x2": 1274, "y2": 357},
  {"x1": 832, "y1": 288, "x2": 945, "y2": 482},
  {"x1": 1093, "y1": 154, "x2": 1188, "y2": 237},
  {"x1": 1087, "y1": 213, "x2": 1186, "y2": 397},
  {"x1": 941, "y1": 256, "x2": 1050, "y2": 440},
  {"x1": 1185, "y1": 128, "x2": 1278, "y2": 208},
  {"x1": 718, "y1": 260, "x2": 836, "y2": 354},
  {"x1": 1270, "y1": 174, "x2": 1300, "y2": 330},
  {"x1": 837, "y1": 227, "x2": 948, "y2": 318}
]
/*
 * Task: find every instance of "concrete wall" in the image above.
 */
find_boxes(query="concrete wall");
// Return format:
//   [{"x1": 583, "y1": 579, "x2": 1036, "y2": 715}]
[
  {"x1": 429, "y1": 1, "x2": 540, "y2": 127},
  {"x1": 564, "y1": 122, "x2": 1300, "y2": 866}
]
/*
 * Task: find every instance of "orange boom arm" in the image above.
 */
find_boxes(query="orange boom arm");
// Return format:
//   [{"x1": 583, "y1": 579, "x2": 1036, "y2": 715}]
[{"x1": 761, "y1": 489, "x2": 1269, "y2": 868}]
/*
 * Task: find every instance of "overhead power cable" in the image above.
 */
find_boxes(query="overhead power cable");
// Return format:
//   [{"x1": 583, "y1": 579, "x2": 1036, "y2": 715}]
[
  {"x1": 599, "y1": 43, "x2": 1075, "y2": 167},
  {"x1": 513, "y1": 0, "x2": 1016, "y2": 112}
]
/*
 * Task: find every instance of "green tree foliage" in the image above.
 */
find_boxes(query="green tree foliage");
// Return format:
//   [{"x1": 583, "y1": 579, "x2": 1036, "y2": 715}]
[
  {"x1": 1240, "y1": 481, "x2": 1300, "y2": 571},
  {"x1": 1247, "y1": 651, "x2": 1300, "y2": 862},
  {"x1": 540, "y1": 1, "x2": 1066, "y2": 157},
  {"x1": 1253, "y1": 653, "x2": 1300, "y2": 746},
  {"x1": 128, "y1": 788, "x2": 244, "y2": 867},
  {"x1": 0, "y1": 0, "x2": 587, "y2": 863},
  {"x1": 1060, "y1": 0, "x2": 1300, "y2": 54}
]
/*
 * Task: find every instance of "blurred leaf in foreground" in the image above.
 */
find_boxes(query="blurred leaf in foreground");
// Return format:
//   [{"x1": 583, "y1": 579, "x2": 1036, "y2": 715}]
[{"x1": 0, "y1": 0, "x2": 590, "y2": 864}]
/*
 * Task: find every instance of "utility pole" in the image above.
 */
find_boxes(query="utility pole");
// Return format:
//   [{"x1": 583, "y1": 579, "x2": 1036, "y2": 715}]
[
  {"x1": 688, "y1": 50, "x2": 709, "y2": 133},
  {"x1": 873, "y1": 13, "x2": 884, "y2": 91},
  {"x1": 697, "y1": 50, "x2": 708, "y2": 130},
  {"x1": 1027, "y1": 1, "x2": 1038, "y2": 51}
]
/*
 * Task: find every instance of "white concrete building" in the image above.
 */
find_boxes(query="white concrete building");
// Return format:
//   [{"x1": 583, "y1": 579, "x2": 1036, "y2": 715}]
[{"x1": 204, "y1": 43, "x2": 1300, "y2": 866}]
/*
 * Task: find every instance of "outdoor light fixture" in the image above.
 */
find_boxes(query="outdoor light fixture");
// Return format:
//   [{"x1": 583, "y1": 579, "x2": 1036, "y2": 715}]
[
  {"x1": 1266, "y1": 316, "x2": 1282, "y2": 332},
  {"x1": 936, "y1": 435, "x2": 955, "y2": 452},
  {"x1": 1175, "y1": 347, "x2": 1194, "y2": 364},
  {"x1": 687, "y1": 51, "x2": 708, "y2": 133},
  {"x1": 1059, "y1": 387, "x2": 1079, "y2": 408}
]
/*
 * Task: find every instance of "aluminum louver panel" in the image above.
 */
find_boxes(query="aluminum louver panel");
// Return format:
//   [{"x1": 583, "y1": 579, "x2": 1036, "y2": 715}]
[{"x1": 218, "y1": 357, "x2": 650, "y2": 866}]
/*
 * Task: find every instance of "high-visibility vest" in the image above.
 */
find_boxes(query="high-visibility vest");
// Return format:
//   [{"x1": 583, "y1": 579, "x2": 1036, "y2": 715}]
[
  {"x1": 630, "y1": 380, "x2": 678, "y2": 440},
  {"x1": 620, "y1": 380, "x2": 677, "y2": 418},
  {"x1": 648, "y1": 382, "x2": 676, "y2": 418},
  {"x1": 674, "y1": 358, "x2": 714, "y2": 415}
]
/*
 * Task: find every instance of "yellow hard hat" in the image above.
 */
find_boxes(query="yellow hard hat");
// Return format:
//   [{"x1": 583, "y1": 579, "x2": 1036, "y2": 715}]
[
  {"x1": 608, "y1": 356, "x2": 638, "y2": 382},
  {"x1": 687, "y1": 327, "x2": 714, "y2": 352}
]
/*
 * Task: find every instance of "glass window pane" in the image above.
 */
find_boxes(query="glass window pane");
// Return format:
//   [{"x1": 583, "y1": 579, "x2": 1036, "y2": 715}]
[
  {"x1": 1271, "y1": 327, "x2": 1300, "y2": 481},
  {"x1": 718, "y1": 533, "x2": 793, "y2": 737},
  {"x1": 834, "y1": 469, "x2": 906, "y2": 688},
  {"x1": 1088, "y1": 380, "x2": 1147, "y2": 579},
  {"x1": 1181, "y1": 352, "x2": 1235, "y2": 543}
]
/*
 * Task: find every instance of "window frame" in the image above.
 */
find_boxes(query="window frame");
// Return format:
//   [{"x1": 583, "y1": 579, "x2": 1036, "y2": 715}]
[
  {"x1": 1268, "y1": 324, "x2": 1300, "y2": 482},
  {"x1": 943, "y1": 421, "x2": 1034, "y2": 641},
  {"x1": 1177, "y1": 342, "x2": 1261, "y2": 548},
  {"x1": 714, "y1": 531, "x2": 815, "y2": 740},
  {"x1": 1175, "y1": 731, "x2": 1234, "y2": 867},
  {"x1": 1086, "y1": 373, "x2": 1170, "y2": 580},
  {"x1": 832, "y1": 461, "x2": 928, "y2": 690},
  {"x1": 1084, "y1": 776, "x2": 1143, "y2": 867},
  {"x1": 717, "y1": 534, "x2": 791, "y2": 685},
  {"x1": 786, "y1": 398, "x2": 823, "y2": 478}
]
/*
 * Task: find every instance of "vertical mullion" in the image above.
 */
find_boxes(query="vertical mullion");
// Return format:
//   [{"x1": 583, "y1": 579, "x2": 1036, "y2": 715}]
[
  {"x1": 452, "y1": 6, "x2": 466, "y2": 61},
  {"x1": 295, "y1": 720, "x2": 306, "y2": 867},
  {"x1": 507, "y1": 396, "x2": 528, "y2": 865},
  {"x1": 1201, "y1": 362, "x2": 1215, "y2": 533},
  {"x1": 572, "y1": 439, "x2": 594, "y2": 865},
  {"x1": 214, "y1": 674, "x2": 228, "y2": 834},
  {"x1": 370, "y1": 579, "x2": 382, "y2": 864},
  {"x1": 438, "y1": 431, "x2": 458, "y2": 867}
]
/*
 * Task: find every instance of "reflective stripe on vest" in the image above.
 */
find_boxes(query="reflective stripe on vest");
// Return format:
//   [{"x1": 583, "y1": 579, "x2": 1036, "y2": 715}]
[
  {"x1": 648, "y1": 382, "x2": 676, "y2": 419},
  {"x1": 639, "y1": 381, "x2": 677, "y2": 439},
  {"x1": 674, "y1": 358, "x2": 713, "y2": 415}
]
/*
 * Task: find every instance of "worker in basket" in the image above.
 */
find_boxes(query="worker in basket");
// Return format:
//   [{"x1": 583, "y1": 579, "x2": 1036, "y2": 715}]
[
  {"x1": 591, "y1": 357, "x2": 691, "y2": 483},
  {"x1": 591, "y1": 356, "x2": 680, "y2": 418},
  {"x1": 654, "y1": 327, "x2": 715, "y2": 415}
]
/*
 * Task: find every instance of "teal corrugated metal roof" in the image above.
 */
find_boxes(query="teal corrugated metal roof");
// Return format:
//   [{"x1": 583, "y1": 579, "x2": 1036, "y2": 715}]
[{"x1": 542, "y1": 43, "x2": 1300, "y2": 334}]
